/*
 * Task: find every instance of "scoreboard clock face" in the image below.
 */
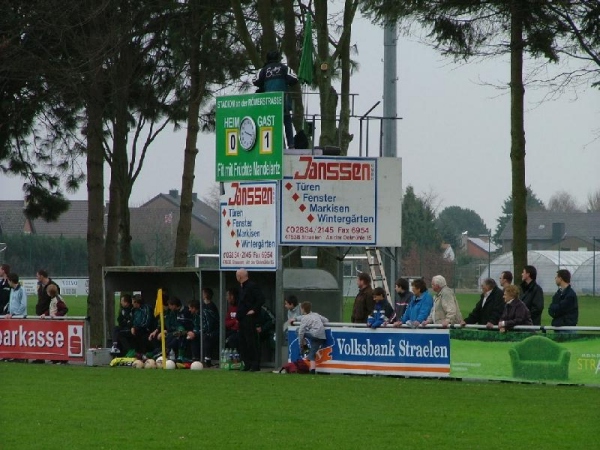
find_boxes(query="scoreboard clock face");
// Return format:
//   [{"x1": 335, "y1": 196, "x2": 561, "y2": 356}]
[{"x1": 239, "y1": 116, "x2": 257, "y2": 151}]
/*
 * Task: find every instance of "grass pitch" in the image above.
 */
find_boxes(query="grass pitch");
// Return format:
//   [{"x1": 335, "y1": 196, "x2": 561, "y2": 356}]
[{"x1": 1, "y1": 363, "x2": 599, "y2": 450}]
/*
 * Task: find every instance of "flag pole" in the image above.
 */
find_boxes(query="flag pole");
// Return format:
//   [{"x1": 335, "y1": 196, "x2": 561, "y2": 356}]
[{"x1": 155, "y1": 288, "x2": 167, "y2": 368}]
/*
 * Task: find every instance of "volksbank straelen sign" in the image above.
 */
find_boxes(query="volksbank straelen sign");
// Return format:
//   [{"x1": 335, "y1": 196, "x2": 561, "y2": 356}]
[
  {"x1": 288, "y1": 327, "x2": 450, "y2": 377},
  {"x1": 215, "y1": 93, "x2": 284, "y2": 182}
]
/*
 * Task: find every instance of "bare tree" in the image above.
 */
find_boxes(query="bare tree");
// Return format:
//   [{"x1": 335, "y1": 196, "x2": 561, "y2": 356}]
[
  {"x1": 587, "y1": 188, "x2": 600, "y2": 212},
  {"x1": 548, "y1": 190, "x2": 583, "y2": 213},
  {"x1": 202, "y1": 183, "x2": 221, "y2": 211}
]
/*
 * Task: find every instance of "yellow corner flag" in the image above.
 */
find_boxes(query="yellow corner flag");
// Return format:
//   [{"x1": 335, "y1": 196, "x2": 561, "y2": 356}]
[
  {"x1": 154, "y1": 289, "x2": 163, "y2": 317},
  {"x1": 155, "y1": 289, "x2": 166, "y2": 368}
]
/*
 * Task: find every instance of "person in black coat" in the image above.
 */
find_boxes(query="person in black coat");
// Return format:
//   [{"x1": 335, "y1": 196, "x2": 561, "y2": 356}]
[
  {"x1": 236, "y1": 268, "x2": 265, "y2": 372},
  {"x1": 519, "y1": 265, "x2": 544, "y2": 325},
  {"x1": 548, "y1": 269, "x2": 578, "y2": 327},
  {"x1": 461, "y1": 278, "x2": 504, "y2": 329}
]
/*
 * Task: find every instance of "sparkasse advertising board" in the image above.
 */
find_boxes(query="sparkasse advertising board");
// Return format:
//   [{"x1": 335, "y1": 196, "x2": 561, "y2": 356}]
[{"x1": 0, "y1": 318, "x2": 87, "y2": 362}]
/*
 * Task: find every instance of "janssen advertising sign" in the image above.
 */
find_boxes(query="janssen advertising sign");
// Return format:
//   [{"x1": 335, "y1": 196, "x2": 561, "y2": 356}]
[{"x1": 288, "y1": 327, "x2": 450, "y2": 377}]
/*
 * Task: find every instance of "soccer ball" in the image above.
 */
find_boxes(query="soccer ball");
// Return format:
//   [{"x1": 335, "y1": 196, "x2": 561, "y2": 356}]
[
  {"x1": 155, "y1": 356, "x2": 163, "y2": 368},
  {"x1": 165, "y1": 359, "x2": 176, "y2": 370},
  {"x1": 144, "y1": 359, "x2": 156, "y2": 369},
  {"x1": 190, "y1": 361, "x2": 204, "y2": 371},
  {"x1": 132, "y1": 359, "x2": 144, "y2": 369}
]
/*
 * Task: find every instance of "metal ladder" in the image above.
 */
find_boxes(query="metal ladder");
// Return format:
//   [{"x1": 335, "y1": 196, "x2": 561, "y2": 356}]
[{"x1": 365, "y1": 247, "x2": 392, "y2": 306}]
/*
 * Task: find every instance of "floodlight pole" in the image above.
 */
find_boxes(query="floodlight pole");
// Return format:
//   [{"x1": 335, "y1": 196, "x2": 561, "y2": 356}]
[{"x1": 382, "y1": 22, "x2": 399, "y2": 293}]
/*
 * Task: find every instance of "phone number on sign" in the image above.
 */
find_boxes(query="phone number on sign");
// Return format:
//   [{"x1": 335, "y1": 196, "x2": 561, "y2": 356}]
[{"x1": 285, "y1": 226, "x2": 371, "y2": 234}]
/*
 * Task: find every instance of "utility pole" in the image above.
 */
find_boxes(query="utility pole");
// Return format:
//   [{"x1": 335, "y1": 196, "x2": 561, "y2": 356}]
[{"x1": 382, "y1": 23, "x2": 400, "y2": 294}]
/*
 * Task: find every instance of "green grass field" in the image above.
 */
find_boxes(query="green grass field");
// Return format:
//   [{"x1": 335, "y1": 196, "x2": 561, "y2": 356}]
[{"x1": 2, "y1": 363, "x2": 599, "y2": 449}]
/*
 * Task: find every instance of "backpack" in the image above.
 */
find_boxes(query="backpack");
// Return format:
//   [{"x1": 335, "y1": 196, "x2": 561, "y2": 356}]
[{"x1": 280, "y1": 359, "x2": 310, "y2": 374}]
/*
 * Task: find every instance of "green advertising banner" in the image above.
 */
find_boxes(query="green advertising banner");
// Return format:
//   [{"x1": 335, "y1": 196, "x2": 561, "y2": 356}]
[
  {"x1": 215, "y1": 93, "x2": 284, "y2": 181},
  {"x1": 450, "y1": 330, "x2": 600, "y2": 385}
]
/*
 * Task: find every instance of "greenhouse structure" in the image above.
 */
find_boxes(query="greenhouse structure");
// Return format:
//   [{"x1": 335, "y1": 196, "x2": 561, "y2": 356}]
[{"x1": 479, "y1": 250, "x2": 599, "y2": 295}]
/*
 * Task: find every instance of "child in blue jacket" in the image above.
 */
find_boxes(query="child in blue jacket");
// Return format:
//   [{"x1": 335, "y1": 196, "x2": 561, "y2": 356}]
[{"x1": 367, "y1": 287, "x2": 395, "y2": 328}]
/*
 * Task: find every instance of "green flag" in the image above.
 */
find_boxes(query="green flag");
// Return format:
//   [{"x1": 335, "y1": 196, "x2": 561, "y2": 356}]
[{"x1": 298, "y1": 14, "x2": 313, "y2": 85}]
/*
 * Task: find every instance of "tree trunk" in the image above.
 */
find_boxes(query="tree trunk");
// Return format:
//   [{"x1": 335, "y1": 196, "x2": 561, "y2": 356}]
[
  {"x1": 105, "y1": 164, "x2": 121, "y2": 267},
  {"x1": 257, "y1": 0, "x2": 277, "y2": 55},
  {"x1": 119, "y1": 183, "x2": 134, "y2": 266},
  {"x1": 314, "y1": 0, "x2": 337, "y2": 147},
  {"x1": 173, "y1": 0, "x2": 208, "y2": 267},
  {"x1": 281, "y1": 0, "x2": 303, "y2": 137},
  {"x1": 510, "y1": 0, "x2": 527, "y2": 285},
  {"x1": 86, "y1": 85, "x2": 106, "y2": 347},
  {"x1": 337, "y1": 0, "x2": 358, "y2": 155}
]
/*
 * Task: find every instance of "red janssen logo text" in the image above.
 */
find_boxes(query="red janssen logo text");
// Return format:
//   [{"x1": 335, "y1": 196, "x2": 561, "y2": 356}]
[
  {"x1": 293, "y1": 156, "x2": 373, "y2": 181},
  {"x1": 227, "y1": 182, "x2": 275, "y2": 206}
]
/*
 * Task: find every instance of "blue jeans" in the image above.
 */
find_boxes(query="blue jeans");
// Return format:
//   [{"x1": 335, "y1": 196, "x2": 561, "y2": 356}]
[{"x1": 304, "y1": 333, "x2": 326, "y2": 361}]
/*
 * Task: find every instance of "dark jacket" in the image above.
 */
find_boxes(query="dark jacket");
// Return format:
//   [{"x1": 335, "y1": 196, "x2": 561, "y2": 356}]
[
  {"x1": 367, "y1": 300, "x2": 395, "y2": 328},
  {"x1": 351, "y1": 286, "x2": 374, "y2": 324},
  {"x1": 253, "y1": 61, "x2": 298, "y2": 91},
  {"x1": 201, "y1": 301, "x2": 219, "y2": 337},
  {"x1": 394, "y1": 290, "x2": 412, "y2": 321},
  {"x1": 36, "y1": 278, "x2": 60, "y2": 316},
  {"x1": 464, "y1": 286, "x2": 505, "y2": 325},
  {"x1": 132, "y1": 304, "x2": 152, "y2": 331},
  {"x1": 548, "y1": 285, "x2": 578, "y2": 327},
  {"x1": 237, "y1": 279, "x2": 265, "y2": 321},
  {"x1": 165, "y1": 306, "x2": 193, "y2": 334},
  {"x1": 0, "y1": 278, "x2": 10, "y2": 314},
  {"x1": 116, "y1": 305, "x2": 133, "y2": 329},
  {"x1": 520, "y1": 280, "x2": 544, "y2": 325},
  {"x1": 500, "y1": 299, "x2": 533, "y2": 330}
]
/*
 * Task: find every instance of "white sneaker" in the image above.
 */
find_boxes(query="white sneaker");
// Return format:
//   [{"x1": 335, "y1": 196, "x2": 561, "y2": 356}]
[{"x1": 110, "y1": 345, "x2": 120, "y2": 354}]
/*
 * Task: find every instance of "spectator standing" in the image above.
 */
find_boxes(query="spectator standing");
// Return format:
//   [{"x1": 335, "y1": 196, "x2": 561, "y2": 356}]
[
  {"x1": 236, "y1": 268, "x2": 265, "y2": 372},
  {"x1": 0, "y1": 264, "x2": 11, "y2": 314},
  {"x1": 393, "y1": 278, "x2": 413, "y2": 322},
  {"x1": 520, "y1": 265, "x2": 544, "y2": 326},
  {"x1": 252, "y1": 50, "x2": 298, "y2": 149},
  {"x1": 461, "y1": 278, "x2": 504, "y2": 329},
  {"x1": 6, "y1": 273, "x2": 27, "y2": 317},
  {"x1": 35, "y1": 269, "x2": 60, "y2": 316},
  {"x1": 284, "y1": 294, "x2": 302, "y2": 332},
  {"x1": 424, "y1": 275, "x2": 463, "y2": 327},
  {"x1": 394, "y1": 278, "x2": 433, "y2": 327},
  {"x1": 351, "y1": 273, "x2": 374, "y2": 324},
  {"x1": 548, "y1": 269, "x2": 578, "y2": 328},
  {"x1": 46, "y1": 284, "x2": 68, "y2": 317},
  {"x1": 499, "y1": 285, "x2": 532, "y2": 332},
  {"x1": 499, "y1": 271, "x2": 513, "y2": 290},
  {"x1": 367, "y1": 287, "x2": 395, "y2": 328},
  {"x1": 297, "y1": 301, "x2": 329, "y2": 375}
]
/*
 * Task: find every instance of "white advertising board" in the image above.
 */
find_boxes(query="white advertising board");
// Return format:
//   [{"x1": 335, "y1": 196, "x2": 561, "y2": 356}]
[
  {"x1": 21, "y1": 278, "x2": 89, "y2": 296},
  {"x1": 280, "y1": 156, "x2": 402, "y2": 247},
  {"x1": 219, "y1": 181, "x2": 277, "y2": 270}
]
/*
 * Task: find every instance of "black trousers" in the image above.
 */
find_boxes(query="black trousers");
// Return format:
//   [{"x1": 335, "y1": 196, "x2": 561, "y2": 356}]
[
  {"x1": 239, "y1": 315, "x2": 260, "y2": 370},
  {"x1": 189, "y1": 334, "x2": 217, "y2": 362}
]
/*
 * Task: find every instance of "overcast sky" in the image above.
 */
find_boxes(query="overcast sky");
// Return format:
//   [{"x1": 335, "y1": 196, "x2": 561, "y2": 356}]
[{"x1": 1, "y1": 12, "x2": 599, "y2": 233}]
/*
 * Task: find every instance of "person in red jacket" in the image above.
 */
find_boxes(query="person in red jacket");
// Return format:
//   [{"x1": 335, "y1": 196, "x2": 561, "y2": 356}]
[{"x1": 225, "y1": 287, "x2": 239, "y2": 350}]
